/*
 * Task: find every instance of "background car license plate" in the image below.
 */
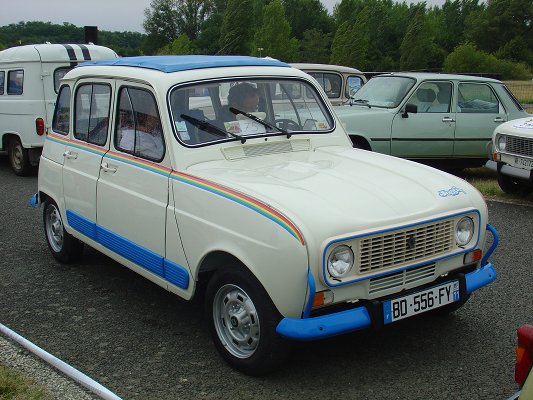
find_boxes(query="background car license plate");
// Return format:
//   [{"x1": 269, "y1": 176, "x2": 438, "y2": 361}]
[
  {"x1": 383, "y1": 281, "x2": 459, "y2": 324},
  {"x1": 513, "y1": 156, "x2": 533, "y2": 169}
]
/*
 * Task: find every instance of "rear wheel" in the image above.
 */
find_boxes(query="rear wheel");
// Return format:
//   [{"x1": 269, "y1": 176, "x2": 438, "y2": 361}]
[
  {"x1": 43, "y1": 200, "x2": 84, "y2": 263},
  {"x1": 206, "y1": 266, "x2": 290, "y2": 375},
  {"x1": 8, "y1": 137, "x2": 31, "y2": 176},
  {"x1": 497, "y1": 172, "x2": 533, "y2": 195}
]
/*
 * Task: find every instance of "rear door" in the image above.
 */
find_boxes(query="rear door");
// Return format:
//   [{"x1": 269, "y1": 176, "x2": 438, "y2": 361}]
[
  {"x1": 62, "y1": 80, "x2": 112, "y2": 236},
  {"x1": 454, "y1": 82, "x2": 507, "y2": 159}
]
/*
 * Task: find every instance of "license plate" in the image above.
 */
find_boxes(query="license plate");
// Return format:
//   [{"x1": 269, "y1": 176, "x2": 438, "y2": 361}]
[
  {"x1": 383, "y1": 281, "x2": 459, "y2": 324},
  {"x1": 513, "y1": 156, "x2": 533, "y2": 169}
]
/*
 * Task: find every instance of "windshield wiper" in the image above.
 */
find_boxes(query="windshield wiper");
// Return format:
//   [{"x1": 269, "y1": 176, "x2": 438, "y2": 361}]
[
  {"x1": 350, "y1": 98, "x2": 371, "y2": 108},
  {"x1": 229, "y1": 107, "x2": 292, "y2": 139},
  {"x1": 180, "y1": 114, "x2": 246, "y2": 143}
]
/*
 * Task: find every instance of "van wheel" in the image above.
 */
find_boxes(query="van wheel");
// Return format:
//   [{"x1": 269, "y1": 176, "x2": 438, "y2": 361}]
[
  {"x1": 8, "y1": 137, "x2": 31, "y2": 176},
  {"x1": 206, "y1": 266, "x2": 290, "y2": 376},
  {"x1": 43, "y1": 200, "x2": 84, "y2": 263}
]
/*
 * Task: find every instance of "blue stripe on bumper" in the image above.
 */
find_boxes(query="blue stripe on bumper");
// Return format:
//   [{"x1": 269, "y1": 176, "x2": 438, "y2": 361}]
[{"x1": 276, "y1": 263, "x2": 497, "y2": 341}]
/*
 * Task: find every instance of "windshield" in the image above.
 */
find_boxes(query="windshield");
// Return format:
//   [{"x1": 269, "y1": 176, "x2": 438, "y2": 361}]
[
  {"x1": 168, "y1": 78, "x2": 334, "y2": 146},
  {"x1": 350, "y1": 76, "x2": 415, "y2": 108}
]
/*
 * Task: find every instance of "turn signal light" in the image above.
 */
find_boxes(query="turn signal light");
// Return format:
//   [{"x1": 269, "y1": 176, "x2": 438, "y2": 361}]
[
  {"x1": 312, "y1": 290, "x2": 334, "y2": 308},
  {"x1": 515, "y1": 324, "x2": 533, "y2": 386},
  {"x1": 36, "y1": 118, "x2": 45, "y2": 136},
  {"x1": 492, "y1": 152, "x2": 501, "y2": 161},
  {"x1": 463, "y1": 249, "x2": 482, "y2": 265}
]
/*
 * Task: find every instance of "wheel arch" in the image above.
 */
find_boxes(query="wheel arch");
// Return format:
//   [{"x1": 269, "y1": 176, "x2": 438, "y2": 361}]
[{"x1": 349, "y1": 134, "x2": 372, "y2": 150}]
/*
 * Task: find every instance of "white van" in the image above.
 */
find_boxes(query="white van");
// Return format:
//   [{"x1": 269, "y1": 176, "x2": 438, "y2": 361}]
[{"x1": 0, "y1": 43, "x2": 117, "y2": 175}]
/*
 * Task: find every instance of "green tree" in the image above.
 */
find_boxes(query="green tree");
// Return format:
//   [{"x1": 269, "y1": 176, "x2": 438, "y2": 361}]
[
  {"x1": 177, "y1": 0, "x2": 213, "y2": 40},
  {"x1": 330, "y1": 21, "x2": 352, "y2": 66},
  {"x1": 299, "y1": 29, "x2": 332, "y2": 63},
  {"x1": 252, "y1": 0, "x2": 299, "y2": 61},
  {"x1": 143, "y1": 0, "x2": 180, "y2": 50},
  {"x1": 399, "y1": 7, "x2": 437, "y2": 70},
  {"x1": 158, "y1": 34, "x2": 196, "y2": 54},
  {"x1": 282, "y1": 0, "x2": 334, "y2": 39},
  {"x1": 219, "y1": 0, "x2": 255, "y2": 55}
]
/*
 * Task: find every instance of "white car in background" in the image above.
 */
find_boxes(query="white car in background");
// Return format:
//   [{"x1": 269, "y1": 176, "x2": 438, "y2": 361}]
[{"x1": 35, "y1": 55, "x2": 498, "y2": 375}]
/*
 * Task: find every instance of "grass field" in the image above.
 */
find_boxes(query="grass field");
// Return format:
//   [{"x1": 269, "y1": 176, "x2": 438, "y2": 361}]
[
  {"x1": 504, "y1": 80, "x2": 533, "y2": 112},
  {"x1": 0, "y1": 365, "x2": 48, "y2": 400}
]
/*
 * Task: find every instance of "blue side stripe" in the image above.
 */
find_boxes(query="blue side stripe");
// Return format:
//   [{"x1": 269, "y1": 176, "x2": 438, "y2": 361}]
[
  {"x1": 66, "y1": 210, "x2": 97, "y2": 239},
  {"x1": 66, "y1": 210, "x2": 189, "y2": 289}
]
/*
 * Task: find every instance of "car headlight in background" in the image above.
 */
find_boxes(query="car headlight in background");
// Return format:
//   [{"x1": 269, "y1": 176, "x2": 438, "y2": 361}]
[
  {"x1": 456, "y1": 217, "x2": 474, "y2": 246},
  {"x1": 327, "y1": 245, "x2": 354, "y2": 278},
  {"x1": 497, "y1": 135, "x2": 507, "y2": 151}
]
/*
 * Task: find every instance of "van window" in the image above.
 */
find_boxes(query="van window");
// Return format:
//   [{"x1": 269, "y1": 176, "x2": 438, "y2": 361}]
[
  {"x1": 308, "y1": 72, "x2": 342, "y2": 98},
  {"x1": 0, "y1": 72, "x2": 4, "y2": 95},
  {"x1": 115, "y1": 87, "x2": 164, "y2": 161},
  {"x1": 52, "y1": 86, "x2": 71, "y2": 135},
  {"x1": 7, "y1": 70, "x2": 24, "y2": 95},
  {"x1": 74, "y1": 83, "x2": 111, "y2": 146},
  {"x1": 54, "y1": 67, "x2": 73, "y2": 93},
  {"x1": 346, "y1": 76, "x2": 364, "y2": 98}
]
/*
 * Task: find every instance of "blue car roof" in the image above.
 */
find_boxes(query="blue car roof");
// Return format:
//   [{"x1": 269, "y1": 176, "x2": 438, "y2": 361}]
[{"x1": 80, "y1": 55, "x2": 290, "y2": 73}]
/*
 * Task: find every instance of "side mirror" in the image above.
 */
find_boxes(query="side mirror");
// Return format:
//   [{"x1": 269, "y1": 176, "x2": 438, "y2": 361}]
[{"x1": 402, "y1": 103, "x2": 417, "y2": 118}]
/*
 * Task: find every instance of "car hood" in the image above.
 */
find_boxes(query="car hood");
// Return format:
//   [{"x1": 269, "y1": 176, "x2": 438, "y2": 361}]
[
  {"x1": 334, "y1": 104, "x2": 394, "y2": 118},
  {"x1": 185, "y1": 145, "x2": 485, "y2": 242}
]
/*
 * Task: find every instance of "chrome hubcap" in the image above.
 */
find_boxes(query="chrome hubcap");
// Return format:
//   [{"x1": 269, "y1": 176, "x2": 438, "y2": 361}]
[
  {"x1": 45, "y1": 205, "x2": 64, "y2": 252},
  {"x1": 213, "y1": 284, "x2": 260, "y2": 358}
]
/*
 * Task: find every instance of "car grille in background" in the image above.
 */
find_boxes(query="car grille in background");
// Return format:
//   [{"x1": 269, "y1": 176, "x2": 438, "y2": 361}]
[
  {"x1": 358, "y1": 220, "x2": 454, "y2": 274},
  {"x1": 505, "y1": 136, "x2": 533, "y2": 157},
  {"x1": 369, "y1": 263, "x2": 436, "y2": 294}
]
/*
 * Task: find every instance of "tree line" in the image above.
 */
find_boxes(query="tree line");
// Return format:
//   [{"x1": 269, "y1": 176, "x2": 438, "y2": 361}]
[{"x1": 1, "y1": 0, "x2": 532, "y2": 79}]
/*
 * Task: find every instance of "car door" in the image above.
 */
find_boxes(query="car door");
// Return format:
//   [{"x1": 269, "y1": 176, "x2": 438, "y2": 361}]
[
  {"x1": 96, "y1": 83, "x2": 174, "y2": 281},
  {"x1": 454, "y1": 82, "x2": 507, "y2": 159},
  {"x1": 62, "y1": 80, "x2": 112, "y2": 237},
  {"x1": 391, "y1": 81, "x2": 455, "y2": 159}
]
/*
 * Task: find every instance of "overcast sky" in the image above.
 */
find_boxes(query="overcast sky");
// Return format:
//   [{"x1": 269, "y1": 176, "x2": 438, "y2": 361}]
[{"x1": 0, "y1": 0, "x2": 446, "y2": 33}]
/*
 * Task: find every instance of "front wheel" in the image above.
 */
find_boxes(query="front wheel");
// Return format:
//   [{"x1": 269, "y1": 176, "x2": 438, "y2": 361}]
[
  {"x1": 8, "y1": 137, "x2": 31, "y2": 176},
  {"x1": 205, "y1": 266, "x2": 290, "y2": 375},
  {"x1": 497, "y1": 172, "x2": 532, "y2": 195},
  {"x1": 43, "y1": 200, "x2": 84, "y2": 263}
]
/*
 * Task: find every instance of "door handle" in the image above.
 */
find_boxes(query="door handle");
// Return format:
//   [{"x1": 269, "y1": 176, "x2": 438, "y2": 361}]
[
  {"x1": 442, "y1": 117, "x2": 455, "y2": 123},
  {"x1": 63, "y1": 150, "x2": 78, "y2": 159},
  {"x1": 100, "y1": 162, "x2": 117, "y2": 173},
  {"x1": 494, "y1": 117, "x2": 506, "y2": 123}
]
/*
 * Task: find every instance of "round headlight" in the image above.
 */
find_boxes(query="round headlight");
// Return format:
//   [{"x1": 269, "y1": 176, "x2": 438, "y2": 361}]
[
  {"x1": 327, "y1": 245, "x2": 354, "y2": 278},
  {"x1": 456, "y1": 217, "x2": 474, "y2": 246},
  {"x1": 497, "y1": 135, "x2": 507, "y2": 151}
]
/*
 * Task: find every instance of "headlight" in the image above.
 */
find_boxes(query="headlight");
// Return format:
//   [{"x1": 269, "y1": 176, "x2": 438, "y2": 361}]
[
  {"x1": 456, "y1": 217, "x2": 474, "y2": 246},
  {"x1": 497, "y1": 135, "x2": 507, "y2": 151},
  {"x1": 327, "y1": 245, "x2": 354, "y2": 278}
]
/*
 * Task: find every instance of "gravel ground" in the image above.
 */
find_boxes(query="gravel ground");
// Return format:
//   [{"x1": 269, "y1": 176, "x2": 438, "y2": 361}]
[{"x1": 0, "y1": 334, "x2": 100, "y2": 400}]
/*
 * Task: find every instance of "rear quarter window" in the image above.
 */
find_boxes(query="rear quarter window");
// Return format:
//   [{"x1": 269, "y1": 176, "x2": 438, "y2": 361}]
[{"x1": 7, "y1": 70, "x2": 23, "y2": 95}]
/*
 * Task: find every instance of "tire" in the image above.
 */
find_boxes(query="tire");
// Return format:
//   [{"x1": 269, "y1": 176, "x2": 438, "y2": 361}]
[
  {"x1": 497, "y1": 172, "x2": 533, "y2": 195},
  {"x1": 205, "y1": 266, "x2": 290, "y2": 375},
  {"x1": 43, "y1": 200, "x2": 84, "y2": 263},
  {"x1": 8, "y1": 137, "x2": 32, "y2": 176}
]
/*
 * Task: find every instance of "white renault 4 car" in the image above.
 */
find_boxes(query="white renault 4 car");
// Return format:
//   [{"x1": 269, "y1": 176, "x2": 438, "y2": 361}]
[{"x1": 34, "y1": 56, "x2": 498, "y2": 375}]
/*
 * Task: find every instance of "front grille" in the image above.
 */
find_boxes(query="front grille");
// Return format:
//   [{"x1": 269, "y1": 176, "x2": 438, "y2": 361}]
[
  {"x1": 369, "y1": 263, "x2": 436, "y2": 294},
  {"x1": 506, "y1": 136, "x2": 533, "y2": 157},
  {"x1": 358, "y1": 220, "x2": 454, "y2": 274}
]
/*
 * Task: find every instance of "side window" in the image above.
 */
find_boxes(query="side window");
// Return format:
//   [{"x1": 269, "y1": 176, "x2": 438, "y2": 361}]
[
  {"x1": 7, "y1": 70, "x2": 24, "y2": 95},
  {"x1": 0, "y1": 71, "x2": 4, "y2": 95},
  {"x1": 457, "y1": 83, "x2": 500, "y2": 113},
  {"x1": 115, "y1": 87, "x2": 164, "y2": 161},
  {"x1": 74, "y1": 83, "x2": 111, "y2": 146},
  {"x1": 346, "y1": 76, "x2": 364, "y2": 99},
  {"x1": 52, "y1": 86, "x2": 71, "y2": 135},
  {"x1": 407, "y1": 83, "x2": 437, "y2": 113},
  {"x1": 54, "y1": 67, "x2": 72, "y2": 93},
  {"x1": 308, "y1": 72, "x2": 342, "y2": 98}
]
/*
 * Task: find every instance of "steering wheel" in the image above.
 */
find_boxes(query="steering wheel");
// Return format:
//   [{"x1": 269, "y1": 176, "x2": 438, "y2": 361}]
[{"x1": 274, "y1": 119, "x2": 301, "y2": 131}]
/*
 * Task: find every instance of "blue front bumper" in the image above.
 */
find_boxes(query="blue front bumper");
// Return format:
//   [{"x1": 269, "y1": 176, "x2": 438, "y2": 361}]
[{"x1": 276, "y1": 262, "x2": 497, "y2": 341}]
